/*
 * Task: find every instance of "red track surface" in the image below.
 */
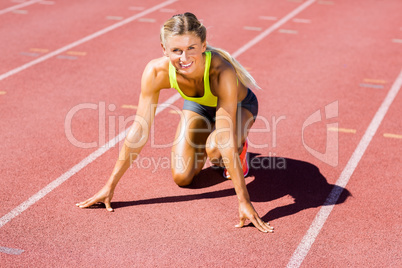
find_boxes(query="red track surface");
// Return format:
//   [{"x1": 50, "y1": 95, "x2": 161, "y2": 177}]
[{"x1": 1, "y1": 0, "x2": 401, "y2": 267}]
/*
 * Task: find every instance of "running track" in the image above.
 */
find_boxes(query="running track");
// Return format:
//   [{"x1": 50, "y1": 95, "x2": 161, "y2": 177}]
[{"x1": 1, "y1": 0, "x2": 401, "y2": 267}]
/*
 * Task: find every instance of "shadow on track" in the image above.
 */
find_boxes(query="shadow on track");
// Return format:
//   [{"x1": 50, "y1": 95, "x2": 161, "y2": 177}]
[{"x1": 110, "y1": 153, "x2": 351, "y2": 221}]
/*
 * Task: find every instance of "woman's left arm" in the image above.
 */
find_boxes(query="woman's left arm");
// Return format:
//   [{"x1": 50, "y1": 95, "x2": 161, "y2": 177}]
[{"x1": 214, "y1": 68, "x2": 273, "y2": 233}]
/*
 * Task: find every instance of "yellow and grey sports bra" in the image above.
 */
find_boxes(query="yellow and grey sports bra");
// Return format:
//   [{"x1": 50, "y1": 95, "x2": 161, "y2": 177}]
[{"x1": 169, "y1": 51, "x2": 218, "y2": 107}]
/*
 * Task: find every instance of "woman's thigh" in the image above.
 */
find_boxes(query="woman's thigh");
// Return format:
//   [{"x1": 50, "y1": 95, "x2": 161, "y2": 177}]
[{"x1": 171, "y1": 110, "x2": 214, "y2": 186}]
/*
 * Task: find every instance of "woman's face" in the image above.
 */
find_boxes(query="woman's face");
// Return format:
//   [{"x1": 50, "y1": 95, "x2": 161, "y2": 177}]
[{"x1": 162, "y1": 33, "x2": 206, "y2": 76}]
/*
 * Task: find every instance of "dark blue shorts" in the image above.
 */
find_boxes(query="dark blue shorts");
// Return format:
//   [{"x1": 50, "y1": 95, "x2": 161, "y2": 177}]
[{"x1": 182, "y1": 88, "x2": 258, "y2": 123}]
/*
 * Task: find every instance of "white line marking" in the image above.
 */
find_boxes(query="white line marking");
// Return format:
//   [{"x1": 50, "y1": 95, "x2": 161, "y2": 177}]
[
  {"x1": 318, "y1": 0, "x2": 334, "y2": 5},
  {"x1": 243, "y1": 26, "x2": 262, "y2": 31},
  {"x1": 327, "y1": 127, "x2": 356, "y2": 134},
  {"x1": 39, "y1": 1, "x2": 55, "y2": 5},
  {"x1": 278, "y1": 29, "x2": 298, "y2": 34},
  {"x1": 57, "y1": 55, "x2": 78, "y2": 60},
  {"x1": 287, "y1": 68, "x2": 402, "y2": 267},
  {"x1": 259, "y1": 16, "x2": 277, "y2": 21},
  {"x1": 359, "y1": 83, "x2": 384, "y2": 89},
  {"x1": 392, "y1": 39, "x2": 402, "y2": 44},
  {"x1": 233, "y1": 0, "x2": 317, "y2": 58},
  {"x1": 20, "y1": 52, "x2": 39, "y2": 57},
  {"x1": 383, "y1": 133, "x2": 402, "y2": 139},
  {"x1": 363, "y1": 79, "x2": 387, "y2": 84},
  {"x1": 12, "y1": 9, "x2": 28, "y2": 14},
  {"x1": 0, "y1": 0, "x2": 178, "y2": 82},
  {"x1": 138, "y1": 18, "x2": 156, "y2": 23},
  {"x1": 293, "y1": 18, "x2": 311, "y2": 23},
  {"x1": 0, "y1": 0, "x2": 317, "y2": 228},
  {"x1": 0, "y1": 0, "x2": 41, "y2": 15},
  {"x1": 0, "y1": 246, "x2": 24, "y2": 255},
  {"x1": 121, "y1": 104, "x2": 138, "y2": 109}
]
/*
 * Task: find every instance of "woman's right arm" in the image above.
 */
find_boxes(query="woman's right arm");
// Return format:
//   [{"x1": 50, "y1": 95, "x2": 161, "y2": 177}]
[{"x1": 76, "y1": 59, "x2": 167, "y2": 211}]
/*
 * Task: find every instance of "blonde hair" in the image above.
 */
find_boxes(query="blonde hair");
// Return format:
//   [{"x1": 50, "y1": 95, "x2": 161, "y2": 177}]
[{"x1": 160, "y1": 12, "x2": 260, "y2": 89}]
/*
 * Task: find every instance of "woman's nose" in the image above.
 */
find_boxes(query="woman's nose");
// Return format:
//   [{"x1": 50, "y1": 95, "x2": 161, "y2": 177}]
[{"x1": 180, "y1": 51, "x2": 188, "y2": 62}]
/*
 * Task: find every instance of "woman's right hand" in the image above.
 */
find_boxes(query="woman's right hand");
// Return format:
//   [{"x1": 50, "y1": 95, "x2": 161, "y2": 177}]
[{"x1": 76, "y1": 185, "x2": 115, "y2": 212}]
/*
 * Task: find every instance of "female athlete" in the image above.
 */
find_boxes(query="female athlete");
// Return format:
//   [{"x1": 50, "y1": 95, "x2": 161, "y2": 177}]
[{"x1": 77, "y1": 12, "x2": 274, "y2": 233}]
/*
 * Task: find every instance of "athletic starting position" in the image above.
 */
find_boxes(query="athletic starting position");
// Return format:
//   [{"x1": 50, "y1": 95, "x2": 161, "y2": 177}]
[{"x1": 77, "y1": 12, "x2": 274, "y2": 233}]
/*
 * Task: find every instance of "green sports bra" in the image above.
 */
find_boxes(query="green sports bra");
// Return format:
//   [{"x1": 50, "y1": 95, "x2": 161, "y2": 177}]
[{"x1": 169, "y1": 51, "x2": 218, "y2": 107}]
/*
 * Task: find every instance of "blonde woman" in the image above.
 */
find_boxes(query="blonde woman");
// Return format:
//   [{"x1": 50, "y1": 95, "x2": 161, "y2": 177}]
[{"x1": 77, "y1": 12, "x2": 273, "y2": 233}]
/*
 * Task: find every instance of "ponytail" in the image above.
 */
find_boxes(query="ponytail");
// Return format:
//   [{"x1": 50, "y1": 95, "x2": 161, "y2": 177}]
[{"x1": 206, "y1": 45, "x2": 260, "y2": 89}]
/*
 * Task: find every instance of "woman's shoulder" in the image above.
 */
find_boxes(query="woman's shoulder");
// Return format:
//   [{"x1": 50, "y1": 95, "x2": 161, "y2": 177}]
[
  {"x1": 141, "y1": 56, "x2": 171, "y2": 90},
  {"x1": 145, "y1": 56, "x2": 170, "y2": 75},
  {"x1": 209, "y1": 50, "x2": 235, "y2": 74}
]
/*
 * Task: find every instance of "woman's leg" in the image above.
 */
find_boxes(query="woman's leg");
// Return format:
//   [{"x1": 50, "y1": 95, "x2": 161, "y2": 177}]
[
  {"x1": 171, "y1": 110, "x2": 213, "y2": 186},
  {"x1": 206, "y1": 107, "x2": 255, "y2": 166}
]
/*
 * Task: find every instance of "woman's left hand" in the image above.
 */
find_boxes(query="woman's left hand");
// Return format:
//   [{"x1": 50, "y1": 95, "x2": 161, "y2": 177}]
[{"x1": 236, "y1": 201, "x2": 274, "y2": 233}]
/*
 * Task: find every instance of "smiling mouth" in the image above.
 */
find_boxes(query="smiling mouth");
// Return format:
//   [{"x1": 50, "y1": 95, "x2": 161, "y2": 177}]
[{"x1": 180, "y1": 62, "x2": 193, "y2": 69}]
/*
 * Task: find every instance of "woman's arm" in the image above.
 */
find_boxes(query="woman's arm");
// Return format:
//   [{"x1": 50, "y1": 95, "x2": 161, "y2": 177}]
[
  {"x1": 76, "y1": 59, "x2": 166, "y2": 211},
  {"x1": 214, "y1": 67, "x2": 273, "y2": 233}
]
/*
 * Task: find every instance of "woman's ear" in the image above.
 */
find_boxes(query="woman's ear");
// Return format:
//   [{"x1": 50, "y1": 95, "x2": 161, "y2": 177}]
[
  {"x1": 201, "y1": 41, "x2": 207, "y2": 53},
  {"x1": 161, "y1": 43, "x2": 168, "y2": 57}
]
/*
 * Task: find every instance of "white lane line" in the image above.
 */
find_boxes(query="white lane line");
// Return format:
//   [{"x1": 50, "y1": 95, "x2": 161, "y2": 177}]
[
  {"x1": 359, "y1": 83, "x2": 384, "y2": 89},
  {"x1": 39, "y1": 1, "x2": 55, "y2": 5},
  {"x1": 20, "y1": 52, "x2": 40, "y2": 57},
  {"x1": 243, "y1": 26, "x2": 262, "y2": 31},
  {"x1": 0, "y1": 246, "x2": 24, "y2": 255},
  {"x1": 278, "y1": 29, "x2": 298, "y2": 34},
  {"x1": 0, "y1": 0, "x2": 178, "y2": 82},
  {"x1": 318, "y1": 0, "x2": 334, "y2": 5},
  {"x1": 287, "y1": 68, "x2": 402, "y2": 267},
  {"x1": 259, "y1": 16, "x2": 277, "y2": 21},
  {"x1": 392, "y1": 39, "x2": 402, "y2": 44},
  {"x1": 0, "y1": 0, "x2": 41, "y2": 15},
  {"x1": 0, "y1": 0, "x2": 317, "y2": 229},
  {"x1": 57, "y1": 55, "x2": 78, "y2": 60},
  {"x1": 233, "y1": 0, "x2": 317, "y2": 58},
  {"x1": 293, "y1": 18, "x2": 311, "y2": 23}
]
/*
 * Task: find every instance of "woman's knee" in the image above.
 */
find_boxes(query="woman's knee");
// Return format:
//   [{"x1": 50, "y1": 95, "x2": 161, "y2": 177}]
[
  {"x1": 205, "y1": 145, "x2": 223, "y2": 166},
  {"x1": 171, "y1": 169, "x2": 194, "y2": 187}
]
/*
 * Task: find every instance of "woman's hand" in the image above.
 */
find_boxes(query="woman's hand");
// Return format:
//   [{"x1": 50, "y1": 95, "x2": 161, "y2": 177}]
[
  {"x1": 76, "y1": 185, "x2": 115, "y2": 212},
  {"x1": 236, "y1": 201, "x2": 274, "y2": 233}
]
